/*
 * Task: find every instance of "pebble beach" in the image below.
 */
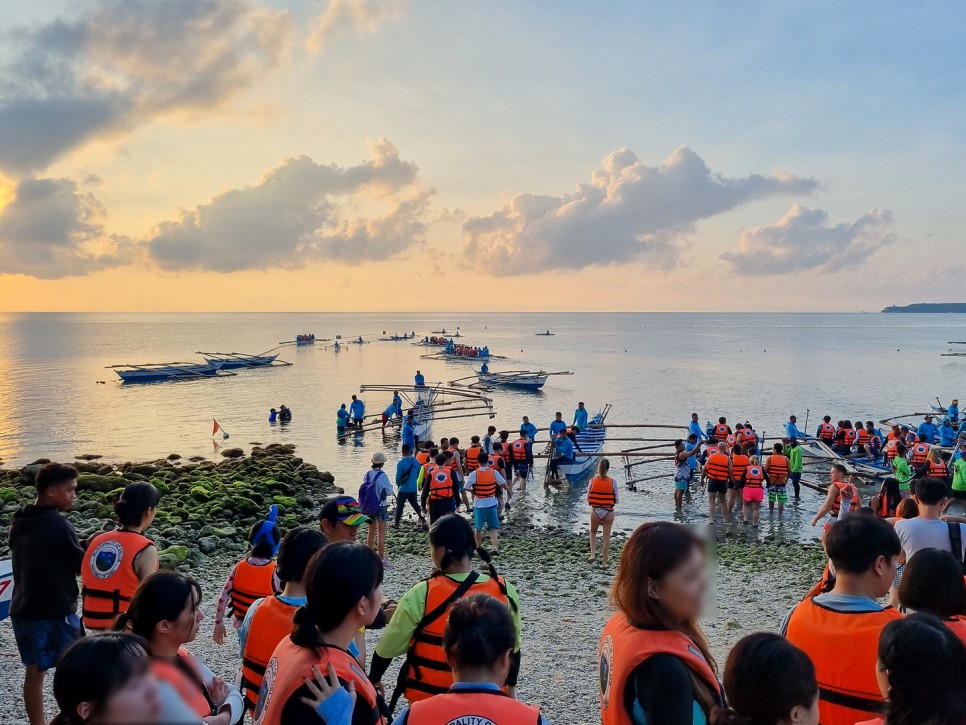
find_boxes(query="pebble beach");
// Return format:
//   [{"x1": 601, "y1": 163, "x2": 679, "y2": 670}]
[{"x1": 0, "y1": 447, "x2": 827, "y2": 724}]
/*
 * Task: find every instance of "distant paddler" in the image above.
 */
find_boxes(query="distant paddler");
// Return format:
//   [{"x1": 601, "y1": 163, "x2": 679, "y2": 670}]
[
  {"x1": 414, "y1": 370, "x2": 425, "y2": 387},
  {"x1": 349, "y1": 395, "x2": 365, "y2": 429},
  {"x1": 357, "y1": 336, "x2": 364, "y2": 344},
  {"x1": 480, "y1": 361, "x2": 489, "y2": 374}
]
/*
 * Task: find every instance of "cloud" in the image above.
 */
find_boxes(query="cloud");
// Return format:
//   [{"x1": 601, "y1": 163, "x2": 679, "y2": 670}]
[
  {"x1": 0, "y1": 0, "x2": 293, "y2": 174},
  {"x1": 462, "y1": 146, "x2": 817, "y2": 274},
  {"x1": 307, "y1": 0, "x2": 405, "y2": 51},
  {"x1": 0, "y1": 177, "x2": 133, "y2": 278},
  {"x1": 147, "y1": 139, "x2": 433, "y2": 272},
  {"x1": 721, "y1": 204, "x2": 896, "y2": 275}
]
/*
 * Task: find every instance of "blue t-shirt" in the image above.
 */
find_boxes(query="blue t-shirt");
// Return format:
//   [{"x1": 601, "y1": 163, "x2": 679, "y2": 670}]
[
  {"x1": 337, "y1": 408, "x2": 349, "y2": 425},
  {"x1": 785, "y1": 422, "x2": 804, "y2": 439},
  {"x1": 685, "y1": 441, "x2": 699, "y2": 470},
  {"x1": 917, "y1": 422, "x2": 939, "y2": 443},
  {"x1": 573, "y1": 408, "x2": 589, "y2": 429},
  {"x1": 349, "y1": 400, "x2": 365, "y2": 419},
  {"x1": 401, "y1": 422, "x2": 415, "y2": 449},
  {"x1": 396, "y1": 456, "x2": 421, "y2": 493},
  {"x1": 522, "y1": 422, "x2": 538, "y2": 441},
  {"x1": 554, "y1": 436, "x2": 575, "y2": 459},
  {"x1": 688, "y1": 421, "x2": 705, "y2": 440},
  {"x1": 549, "y1": 420, "x2": 568, "y2": 438},
  {"x1": 414, "y1": 373, "x2": 425, "y2": 386}
]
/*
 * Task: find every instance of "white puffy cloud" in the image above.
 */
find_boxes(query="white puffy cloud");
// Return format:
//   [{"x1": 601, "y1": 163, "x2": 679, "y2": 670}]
[
  {"x1": 307, "y1": 0, "x2": 405, "y2": 51},
  {"x1": 462, "y1": 146, "x2": 817, "y2": 274},
  {"x1": 721, "y1": 204, "x2": 896, "y2": 275},
  {"x1": 0, "y1": 177, "x2": 133, "y2": 278},
  {"x1": 147, "y1": 139, "x2": 433, "y2": 272},
  {"x1": 0, "y1": 0, "x2": 293, "y2": 174}
]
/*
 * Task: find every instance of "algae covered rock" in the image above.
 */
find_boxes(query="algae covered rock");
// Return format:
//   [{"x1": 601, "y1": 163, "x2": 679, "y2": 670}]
[
  {"x1": 221, "y1": 448, "x2": 245, "y2": 459},
  {"x1": 77, "y1": 474, "x2": 130, "y2": 493},
  {"x1": 0, "y1": 487, "x2": 19, "y2": 503},
  {"x1": 272, "y1": 495, "x2": 297, "y2": 508},
  {"x1": 190, "y1": 486, "x2": 211, "y2": 502},
  {"x1": 198, "y1": 537, "x2": 218, "y2": 554},
  {"x1": 157, "y1": 545, "x2": 189, "y2": 569}
]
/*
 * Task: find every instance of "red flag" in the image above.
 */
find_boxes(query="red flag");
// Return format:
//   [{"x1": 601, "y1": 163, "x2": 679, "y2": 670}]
[{"x1": 212, "y1": 419, "x2": 220, "y2": 435}]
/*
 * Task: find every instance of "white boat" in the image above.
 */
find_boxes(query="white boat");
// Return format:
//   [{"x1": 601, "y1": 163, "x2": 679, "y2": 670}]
[{"x1": 553, "y1": 405, "x2": 611, "y2": 483}]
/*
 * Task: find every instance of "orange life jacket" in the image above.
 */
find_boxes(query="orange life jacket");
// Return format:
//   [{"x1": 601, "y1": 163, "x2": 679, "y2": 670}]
[
  {"x1": 731, "y1": 455, "x2": 749, "y2": 483},
  {"x1": 445, "y1": 450, "x2": 461, "y2": 470},
  {"x1": 784, "y1": 597, "x2": 900, "y2": 725},
  {"x1": 705, "y1": 452, "x2": 730, "y2": 482},
  {"x1": 768, "y1": 454, "x2": 789, "y2": 480},
  {"x1": 884, "y1": 440, "x2": 899, "y2": 460},
  {"x1": 819, "y1": 423, "x2": 836, "y2": 441},
  {"x1": 151, "y1": 648, "x2": 214, "y2": 719},
  {"x1": 945, "y1": 616, "x2": 966, "y2": 646},
  {"x1": 740, "y1": 429, "x2": 758, "y2": 446},
  {"x1": 843, "y1": 429, "x2": 858, "y2": 446},
  {"x1": 856, "y1": 428, "x2": 870, "y2": 445},
  {"x1": 875, "y1": 493, "x2": 893, "y2": 518},
  {"x1": 930, "y1": 459, "x2": 949, "y2": 478},
  {"x1": 241, "y1": 596, "x2": 297, "y2": 713},
  {"x1": 598, "y1": 613, "x2": 722, "y2": 725},
  {"x1": 407, "y1": 688, "x2": 541, "y2": 724},
  {"x1": 726, "y1": 434, "x2": 737, "y2": 449},
  {"x1": 509, "y1": 439, "x2": 529, "y2": 462},
  {"x1": 587, "y1": 476, "x2": 616, "y2": 509},
  {"x1": 905, "y1": 432, "x2": 917, "y2": 446},
  {"x1": 745, "y1": 465, "x2": 764, "y2": 487},
  {"x1": 829, "y1": 481, "x2": 859, "y2": 518},
  {"x1": 428, "y1": 466, "x2": 455, "y2": 501},
  {"x1": 416, "y1": 451, "x2": 430, "y2": 466},
  {"x1": 254, "y1": 638, "x2": 382, "y2": 725},
  {"x1": 486, "y1": 454, "x2": 505, "y2": 474},
  {"x1": 81, "y1": 530, "x2": 153, "y2": 630},
  {"x1": 912, "y1": 443, "x2": 930, "y2": 465},
  {"x1": 472, "y1": 467, "x2": 498, "y2": 499},
  {"x1": 229, "y1": 560, "x2": 277, "y2": 621},
  {"x1": 402, "y1": 573, "x2": 510, "y2": 703},
  {"x1": 714, "y1": 424, "x2": 730, "y2": 441},
  {"x1": 464, "y1": 446, "x2": 482, "y2": 471}
]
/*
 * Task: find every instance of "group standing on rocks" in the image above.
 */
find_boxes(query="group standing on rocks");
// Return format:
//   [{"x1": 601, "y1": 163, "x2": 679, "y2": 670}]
[{"x1": 7, "y1": 400, "x2": 966, "y2": 724}]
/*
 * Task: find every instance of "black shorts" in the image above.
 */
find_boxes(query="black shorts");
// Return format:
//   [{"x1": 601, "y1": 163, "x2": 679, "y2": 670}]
[{"x1": 707, "y1": 479, "x2": 728, "y2": 494}]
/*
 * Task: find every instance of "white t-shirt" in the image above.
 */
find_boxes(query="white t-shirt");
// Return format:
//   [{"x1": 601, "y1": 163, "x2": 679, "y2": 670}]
[
  {"x1": 895, "y1": 517, "x2": 966, "y2": 562},
  {"x1": 465, "y1": 466, "x2": 506, "y2": 509}
]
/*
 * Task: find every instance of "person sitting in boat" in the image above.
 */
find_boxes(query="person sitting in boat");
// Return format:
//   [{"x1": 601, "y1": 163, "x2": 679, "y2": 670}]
[
  {"x1": 547, "y1": 432, "x2": 575, "y2": 487},
  {"x1": 279, "y1": 405, "x2": 292, "y2": 423},
  {"x1": 446, "y1": 341, "x2": 456, "y2": 354},
  {"x1": 917, "y1": 415, "x2": 940, "y2": 444},
  {"x1": 357, "y1": 336, "x2": 364, "y2": 344},
  {"x1": 572, "y1": 402, "x2": 588, "y2": 432},
  {"x1": 415, "y1": 370, "x2": 426, "y2": 387},
  {"x1": 480, "y1": 362, "x2": 489, "y2": 374},
  {"x1": 269, "y1": 408, "x2": 278, "y2": 423},
  {"x1": 941, "y1": 418, "x2": 958, "y2": 447}
]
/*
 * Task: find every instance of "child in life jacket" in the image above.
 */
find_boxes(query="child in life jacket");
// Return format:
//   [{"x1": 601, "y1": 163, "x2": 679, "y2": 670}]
[{"x1": 212, "y1": 506, "x2": 281, "y2": 651}]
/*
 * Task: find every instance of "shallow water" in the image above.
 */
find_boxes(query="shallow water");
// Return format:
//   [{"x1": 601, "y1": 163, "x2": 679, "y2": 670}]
[{"x1": 1, "y1": 311, "x2": 963, "y2": 539}]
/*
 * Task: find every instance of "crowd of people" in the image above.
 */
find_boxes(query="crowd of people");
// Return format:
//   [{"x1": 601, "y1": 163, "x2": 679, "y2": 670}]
[{"x1": 9, "y1": 401, "x2": 966, "y2": 725}]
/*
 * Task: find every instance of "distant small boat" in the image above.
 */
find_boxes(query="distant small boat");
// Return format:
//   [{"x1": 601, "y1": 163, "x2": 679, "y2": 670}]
[
  {"x1": 378, "y1": 333, "x2": 415, "y2": 341},
  {"x1": 296, "y1": 334, "x2": 316, "y2": 345},
  {"x1": 536, "y1": 330, "x2": 554, "y2": 336},
  {"x1": 109, "y1": 362, "x2": 225, "y2": 383},
  {"x1": 198, "y1": 352, "x2": 281, "y2": 369}
]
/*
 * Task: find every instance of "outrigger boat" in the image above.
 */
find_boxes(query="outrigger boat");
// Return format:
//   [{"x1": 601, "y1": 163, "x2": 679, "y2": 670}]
[
  {"x1": 535, "y1": 330, "x2": 554, "y2": 336},
  {"x1": 109, "y1": 361, "x2": 228, "y2": 383},
  {"x1": 357, "y1": 383, "x2": 495, "y2": 439},
  {"x1": 296, "y1": 334, "x2": 316, "y2": 345},
  {"x1": 464, "y1": 369, "x2": 573, "y2": 391},
  {"x1": 421, "y1": 350, "x2": 505, "y2": 363},
  {"x1": 378, "y1": 333, "x2": 416, "y2": 342},
  {"x1": 547, "y1": 405, "x2": 611, "y2": 483},
  {"x1": 197, "y1": 351, "x2": 288, "y2": 369}
]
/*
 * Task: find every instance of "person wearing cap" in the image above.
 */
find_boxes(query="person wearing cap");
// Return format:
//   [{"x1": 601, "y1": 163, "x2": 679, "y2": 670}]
[
  {"x1": 949, "y1": 399, "x2": 961, "y2": 424},
  {"x1": 916, "y1": 415, "x2": 940, "y2": 444},
  {"x1": 363, "y1": 452, "x2": 394, "y2": 565},
  {"x1": 319, "y1": 495, "x2": 370, "y2": 543}
]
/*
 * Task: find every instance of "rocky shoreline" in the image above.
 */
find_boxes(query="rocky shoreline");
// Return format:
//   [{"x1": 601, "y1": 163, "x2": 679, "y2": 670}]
[{"x1": 0, "y1": 447, "x2": 828, "y2": 724}]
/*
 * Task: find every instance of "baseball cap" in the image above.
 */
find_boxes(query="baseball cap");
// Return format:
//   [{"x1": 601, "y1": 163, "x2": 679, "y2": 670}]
[{"x1": 320, "y1": 496, "x2": 369, "y2": 526}]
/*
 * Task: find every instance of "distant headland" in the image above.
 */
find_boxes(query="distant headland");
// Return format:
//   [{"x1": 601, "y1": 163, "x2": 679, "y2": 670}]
[{"x1": 882, "y1": 303, "x2": 966, "y2": 313}]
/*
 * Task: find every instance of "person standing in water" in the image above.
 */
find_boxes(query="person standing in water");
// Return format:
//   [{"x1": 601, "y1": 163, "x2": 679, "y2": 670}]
[{"x1": 673, "y1": 438, "x2": 702, "y2": 508}]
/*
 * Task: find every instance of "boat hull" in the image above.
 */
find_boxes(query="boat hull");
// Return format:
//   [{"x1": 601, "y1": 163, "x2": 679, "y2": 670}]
[
  {"x1": 556, "y1": 418, "x2": 607, "y2": 483},
  {"x1": 115, "y1": 364, "x2": 222, "y2": 383},
  {"x1": 478, "y1": 373, "x2": 546, "y2": 390},
  {"x1": 203, "y1": 355, "x2": 277, "y2": 369}
]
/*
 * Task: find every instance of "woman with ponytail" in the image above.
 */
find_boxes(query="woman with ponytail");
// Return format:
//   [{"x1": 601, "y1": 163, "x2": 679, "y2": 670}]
[
  {"x1": 369, "y1": 514, "x2": 522, "y2": 712},
  {"x1": 81, "y1": 481, "x2": 160, "y2": 631},
  {"x1": 713, "y1": 633, "x2": 818, "y2": 725},
  {"x1": 254, "y1": 541, "x2": 385, "y2": 725},
  {"x1": 599, "y1": 521, "x2": 724, "y2": 725},
  {"x1": 393, "y1": 594, "x2": 549, "y2": 724}
]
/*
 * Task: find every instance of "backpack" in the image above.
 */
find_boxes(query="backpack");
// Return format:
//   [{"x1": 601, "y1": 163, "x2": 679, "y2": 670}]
[{"x1": 359, "y1": 470, "x2": 384, "y2": 516}]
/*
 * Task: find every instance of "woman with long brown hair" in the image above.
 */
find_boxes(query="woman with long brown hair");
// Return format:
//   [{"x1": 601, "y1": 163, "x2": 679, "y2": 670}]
[{"x1": 598, "y1": 521, "x2": 723, "y2": 725}]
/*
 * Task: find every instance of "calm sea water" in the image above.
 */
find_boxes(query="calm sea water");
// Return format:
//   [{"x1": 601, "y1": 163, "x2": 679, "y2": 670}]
[{"x1": 1, "y1": 312, "x2": 963, "y2": 537}]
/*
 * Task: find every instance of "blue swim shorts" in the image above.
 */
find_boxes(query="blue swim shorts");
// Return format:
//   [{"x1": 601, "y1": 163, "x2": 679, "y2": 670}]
[
  {"x1": 12, "y1": 613, "x2": 83, "y2": 671},
  {"x1": 473, "y1": 505, "x2": 500, "y2": 531}
]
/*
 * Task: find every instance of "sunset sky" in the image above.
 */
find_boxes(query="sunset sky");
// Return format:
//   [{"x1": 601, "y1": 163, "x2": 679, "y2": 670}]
[{"x1": 1, "y1": 1, "x2": 964, "y2": 311}]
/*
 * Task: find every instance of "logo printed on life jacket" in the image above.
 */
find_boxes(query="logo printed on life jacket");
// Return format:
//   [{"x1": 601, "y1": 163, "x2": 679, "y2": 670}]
[
  {"x1": 253, "y1": 657, "x2": 278, "y2": 725},
  {"x1": 443, "y1": 718, "x2": 498, "y2": 725},
  {"x1": 89, "y1": 539, "x2": 124, "y2": 579},
  {"x1": 599, "y1": 634, "x2": 614, "y2": 708}
]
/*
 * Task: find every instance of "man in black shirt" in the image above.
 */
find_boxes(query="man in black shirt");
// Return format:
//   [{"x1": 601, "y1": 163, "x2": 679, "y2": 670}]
[{"x1": 10, "y1": 463, "x2": 85, "y2": 725}]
